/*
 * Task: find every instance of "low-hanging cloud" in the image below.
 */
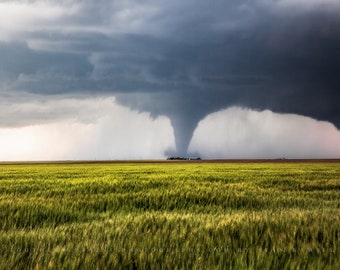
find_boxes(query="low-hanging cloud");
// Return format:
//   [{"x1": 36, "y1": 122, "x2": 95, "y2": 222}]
[
  {"x1": 189, "y1": 107, "x2": 340, "y2": 159},
  {"x1": 0, "y1": 97, "x2": 175, "y2": 161}
]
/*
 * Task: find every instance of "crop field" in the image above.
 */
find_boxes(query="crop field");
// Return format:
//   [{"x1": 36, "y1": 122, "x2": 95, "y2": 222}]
[{"x1": 0, "y1": 161, "x2": 339, "y2": 269}]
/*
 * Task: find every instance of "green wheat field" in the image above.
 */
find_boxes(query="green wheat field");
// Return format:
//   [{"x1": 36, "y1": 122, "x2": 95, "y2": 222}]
[{"x1": 0, "y1": 161, "x2": 339, "y2": 269}]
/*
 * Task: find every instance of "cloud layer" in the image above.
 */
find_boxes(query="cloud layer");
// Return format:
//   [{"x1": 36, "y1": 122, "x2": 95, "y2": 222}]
[
  {"x1": 0, "y1": 98, "x2": 175, "y2": 161},
  {"x1": 189, "y1": 107, "x2": 340, "y2": 159},
  {"x1": 0, "y1": 1, "x2": 340, "y2": 158}
]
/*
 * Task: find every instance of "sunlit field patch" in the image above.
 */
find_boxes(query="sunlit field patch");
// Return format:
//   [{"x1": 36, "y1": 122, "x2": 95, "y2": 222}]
[{"x1": 0, "y1": 162, "x2": 339, "y2": 269}]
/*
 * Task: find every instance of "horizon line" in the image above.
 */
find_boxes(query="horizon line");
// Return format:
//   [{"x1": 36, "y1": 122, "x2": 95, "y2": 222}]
[{"x1": 1, "y1": 158, "x2": 340, "y2": 165}]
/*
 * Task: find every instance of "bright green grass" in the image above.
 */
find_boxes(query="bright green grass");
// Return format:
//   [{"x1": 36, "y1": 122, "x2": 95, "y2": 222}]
[{"x1": 0, "y1": 162, "x2": 339, "y2": 269}]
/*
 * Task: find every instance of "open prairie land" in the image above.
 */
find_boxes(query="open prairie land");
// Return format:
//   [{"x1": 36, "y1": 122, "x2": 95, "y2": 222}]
[{"x1": 0, "y1": 161, "x2": 339, "y2": 269}]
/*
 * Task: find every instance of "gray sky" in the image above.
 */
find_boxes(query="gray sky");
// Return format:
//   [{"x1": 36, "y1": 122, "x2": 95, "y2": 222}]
[{"x1": 1, "y1": 0, "x2": 340, "y2": 159}]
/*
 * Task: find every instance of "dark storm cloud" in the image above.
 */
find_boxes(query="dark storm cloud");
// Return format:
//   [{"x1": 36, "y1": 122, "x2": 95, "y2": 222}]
[
  {"x1": 1, "y1": 0, "x2": 340, "y2": 155},
  {"x1": 0, "y1": 41, "x2": 93, "y2": 94},
  {"x1": 117, "y1": 2, "x2": 340, "y2": 153}
]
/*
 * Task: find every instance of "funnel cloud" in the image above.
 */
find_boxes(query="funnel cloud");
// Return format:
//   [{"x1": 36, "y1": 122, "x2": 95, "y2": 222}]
[{"x1": 1, "y1": 1, "x2": 340, "y2": 159}]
